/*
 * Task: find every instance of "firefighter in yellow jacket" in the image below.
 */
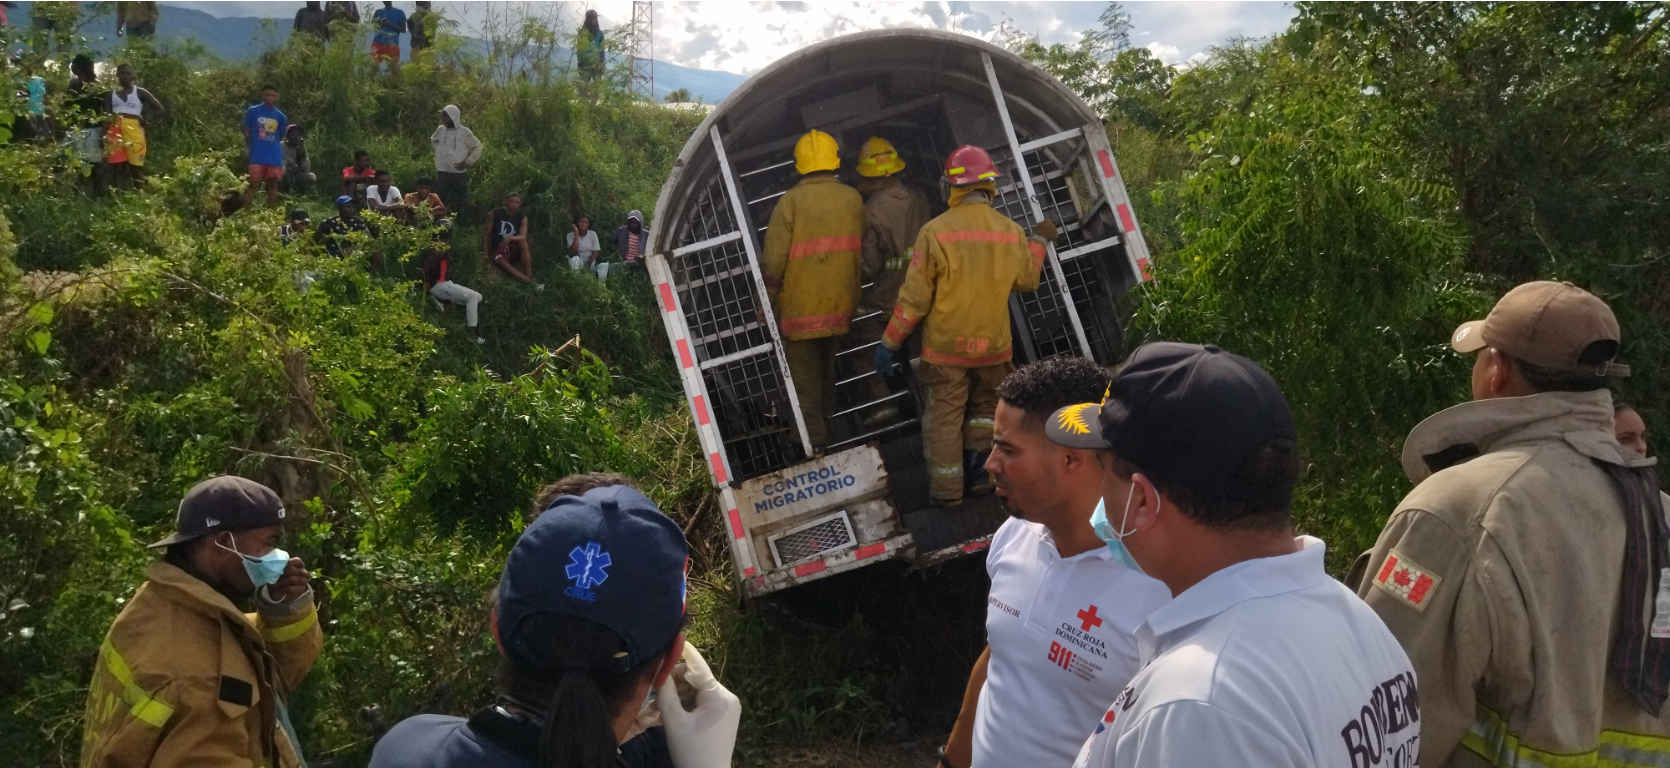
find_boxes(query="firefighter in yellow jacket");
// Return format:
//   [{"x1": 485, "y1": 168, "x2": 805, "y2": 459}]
[
  {"x1": 852, "y1": 136, "x2": 932, "y2": 425},
  {"x1": 80, "y1": 476, "x2": 322, "y2": 768},
  {"x1": 875, "y1": 145, "x2": 1055, "y2": 506},
  {"x1": 761, "y1": 129, "x2": 865, "y2": 451}
]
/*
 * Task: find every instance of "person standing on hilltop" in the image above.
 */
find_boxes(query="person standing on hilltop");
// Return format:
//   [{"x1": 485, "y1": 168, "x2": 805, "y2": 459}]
[
  {"x1": 292, "y1": 1, "x2": 329, "y2": 41},
  {"x1": 371, "y1": 1, "x2": 406, "y2": 72},
  {"x1": 242, "y1": 84, "x2": 288, "y2": 209},
  {"x1": 408, "y1": 1, "x2": 436, "y2": 54},
  {"x1": 576, "y1": 9, "x2": 606, "y2": 85},
  {"x1": 116, "y1": 1, "x2": 158, "y2": 39},
  {"x1": 106, "y1": 62, "x2": 164, "y2": 187},
  {"x1": 431, "y1": 104, "x2": 482, "y2": 215}
]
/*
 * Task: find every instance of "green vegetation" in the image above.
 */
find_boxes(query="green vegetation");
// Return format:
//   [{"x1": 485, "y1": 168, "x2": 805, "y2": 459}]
[
  {"x1": 1008, "y1": 1, "x2": 1670, "y2": 573},
  {"x1": 4, "y1": 3, "x2": 1669, "y2": 767}
]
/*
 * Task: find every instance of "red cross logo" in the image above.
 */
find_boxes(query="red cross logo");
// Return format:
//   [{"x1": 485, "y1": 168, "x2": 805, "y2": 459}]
[{"x1": 1077, "y1": 604, "x2": 1104, "y2": 632}]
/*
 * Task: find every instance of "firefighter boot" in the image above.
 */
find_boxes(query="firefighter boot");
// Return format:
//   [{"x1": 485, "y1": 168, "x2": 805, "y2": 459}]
[{"x1": 965, "y1": 449, "x2": 995, "y2": 497}]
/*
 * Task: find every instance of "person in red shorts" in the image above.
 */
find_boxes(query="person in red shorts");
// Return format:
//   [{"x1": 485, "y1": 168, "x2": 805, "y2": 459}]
[
  {"x1": 371, "y1": 1, "x2": 406, "y2": 72},
  {"x1": 242, "y1": 84, "x2": 287, "y2": 209}
]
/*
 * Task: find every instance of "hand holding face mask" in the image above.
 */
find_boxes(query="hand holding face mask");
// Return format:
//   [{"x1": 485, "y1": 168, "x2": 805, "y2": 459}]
[{"x1": 216, "y1": 534, "x2": 309, "y2": 601}]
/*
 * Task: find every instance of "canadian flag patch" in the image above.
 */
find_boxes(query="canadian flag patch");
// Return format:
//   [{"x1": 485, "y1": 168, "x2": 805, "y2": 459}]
[{"x1": 1372, "y1": 549, "x2": 1442, "y2": 611}]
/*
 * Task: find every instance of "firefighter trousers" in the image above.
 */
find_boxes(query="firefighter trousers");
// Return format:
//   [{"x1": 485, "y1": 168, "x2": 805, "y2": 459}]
[
  {"x1": 785, "y1": 336, "x2": 838, "y2": 450},
  {"x1": 918, "y1": 360, "x2": 1012, "y2": 504}
]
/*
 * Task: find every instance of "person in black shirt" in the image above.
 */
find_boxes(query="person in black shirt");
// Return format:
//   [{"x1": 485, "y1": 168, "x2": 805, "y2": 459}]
[
  {"x1": 292, "y1": 1, "x2": 330, "y2": 41},
  {"x1": 280, "y1": 208, "x2": 310, "y2": 246},
  {"x1": 315, "y1": 195, "x2": 376, "y2": 259},
  {"x1": 482, "y1": 192, "x2": 539, "y2": 289}
]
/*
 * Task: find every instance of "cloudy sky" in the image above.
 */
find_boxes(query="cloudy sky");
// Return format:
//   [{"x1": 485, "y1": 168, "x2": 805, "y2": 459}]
[{"x1": 169, "y1": 2, "x2": 1297, "y2": 74}]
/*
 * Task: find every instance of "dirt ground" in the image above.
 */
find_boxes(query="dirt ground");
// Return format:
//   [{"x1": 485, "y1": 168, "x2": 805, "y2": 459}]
[{"x1": 764, "y1": 738, "x2": 947, "y2": 768}]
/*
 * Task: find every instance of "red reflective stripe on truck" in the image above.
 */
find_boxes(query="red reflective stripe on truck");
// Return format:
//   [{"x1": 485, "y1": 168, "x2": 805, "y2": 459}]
[
  {"x1": 856, "y1": 542, "x2": 887, "y2": 560},
  {"x1": 961, "y1": 540, "x2": 990, "y2": 554},
  {"x1": 709, "y1": 453, "x2": 727, "y2": 483},
  {"x1": 694, "y1": 395, "x2": 711, "y2": 425},
  {"x1": 1098, "y1": 149, "x2": 1116, "y2": 179},
  {"x1": 677, "y1": 339, "x2": 694, "y2": 368},
  {"x1": 744, "y1": 566, "x2": 755, "y2": 577},
  {"x1": 658, "y1": 282, "x2": 676, "y2": 313},
  {"x1": 1117, "y1": 203, "x2": 1137, "y2": 235},
  {"x1": 727, "y1": 507, "x2": 744, "y2": 539},
  {"x1": 794, "y1": 560, "x2": 827, "y2": 577},
  {"x1": 1138, "y1": 257, "x2": 1152, "y2": 282}
]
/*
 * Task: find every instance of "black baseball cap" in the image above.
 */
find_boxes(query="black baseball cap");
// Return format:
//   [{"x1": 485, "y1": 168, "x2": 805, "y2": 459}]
[
  {"x1": 495, "y1": 485, "x2": 689, "y2": 672},
  {"x1": 147, "y1": 476, "x2": 287, "y2": 548},
  {"x1": 1046, "y1": 342, "x2": 1297, "y2": 502}
]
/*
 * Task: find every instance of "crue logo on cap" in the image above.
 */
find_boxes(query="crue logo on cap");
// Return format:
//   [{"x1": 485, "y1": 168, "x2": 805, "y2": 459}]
[
  {"x1": 1056, "y1": 403, "x2": 1097, "y2": 436},
  {"x1": 563, "y1": 541, "x2": 612, "y2": 602}
]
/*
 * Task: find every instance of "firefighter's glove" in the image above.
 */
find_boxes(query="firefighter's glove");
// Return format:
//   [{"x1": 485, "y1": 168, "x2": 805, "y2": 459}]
[
  {"x1": 1031, "y1": 219, "x2": 1059, "y2": 243},
  {"x1": 660, "y1": 644, "x2": 741, "y2": 768},
  {"x1": 874, "y1": 343, "x2": 897, "y2": 379}
]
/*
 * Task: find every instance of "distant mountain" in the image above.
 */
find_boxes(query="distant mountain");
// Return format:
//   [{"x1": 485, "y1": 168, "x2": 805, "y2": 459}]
[{"x1": 8, "y1": 3, "x2": 746, "y2": 104}]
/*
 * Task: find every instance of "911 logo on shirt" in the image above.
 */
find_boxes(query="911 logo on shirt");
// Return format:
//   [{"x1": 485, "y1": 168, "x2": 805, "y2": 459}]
[
  {"x1": 1048, "y1": 640, "x2": 1104, "y2": 682},
  {"x1": 1371, "y1": 549, "x2": 1442, "y2": 612}
]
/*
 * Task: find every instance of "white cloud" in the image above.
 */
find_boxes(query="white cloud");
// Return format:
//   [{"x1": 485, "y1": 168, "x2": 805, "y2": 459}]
[{"x1": 1145, "y1": 42, "x2": 1181, "y2": 64}]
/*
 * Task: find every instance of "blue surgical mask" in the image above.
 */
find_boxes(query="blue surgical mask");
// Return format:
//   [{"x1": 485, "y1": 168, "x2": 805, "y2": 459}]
[
  {"x1": 217, "y1": 534, "x2": 290, "y2": 590},
  {"x1": 1089, "y1": 486, "x2": 1144, "y2": 574}
]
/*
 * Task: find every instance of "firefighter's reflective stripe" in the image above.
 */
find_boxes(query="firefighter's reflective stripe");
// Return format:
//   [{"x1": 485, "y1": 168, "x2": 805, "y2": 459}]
[
  {"x1": 99, "y1": 638, "x2": 175, "y2": 728},
  {"x1": 1027, "y1": 240, "x2": 1046, "y2": 270},
  {"x1": 1460, "y1": 704, "x2": 1670, "y2": 767},
  {"x1": 966, "y1": 417, "x2": 995, "y2": 430},
  {"x1": 781, "y1": 312, "x2": 851, "y2": 336},
  {"x1": 935, "y1": 230, "x2": 1020, "y2": 245},
  {"x1": 789, "y1": 236, "x2": 861, "y2": 259},
  {"x1": 929, "y1": 463, "x2": 963, "y2": 477},
  {"x1": 884, "y1": 255, "x2": 909, "y2": 271},
  {"x1": 882, "y1": 307, "x2": 918, "y2": 348},
  {"x1": 262, "y1": 608, "x2": 318, "y2": 644}
]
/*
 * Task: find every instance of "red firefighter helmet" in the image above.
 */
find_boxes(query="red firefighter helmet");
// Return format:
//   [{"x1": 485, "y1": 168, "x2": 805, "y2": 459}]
[{"x1": 944, "y1": 145, "x2": 1001, "y2": 186}]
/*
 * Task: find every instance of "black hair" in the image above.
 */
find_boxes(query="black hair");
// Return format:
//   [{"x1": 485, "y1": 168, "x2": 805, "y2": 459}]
[
  {"x1": 1511, "y1": 342, "x2": 1616, "y2": 393},
  {"x1": 288, "y1": 208, "x2": 309, "y2": 221},
  {"x1": 71, "y1": 54, "x2": 96, "y2": 78},
  {"x1": 375, "y1": 169, "x2": 390, "y2": 178},
  {"x1": 575, "y1": 213, "x2": 592, "y2": 225},
  {"x1": 355, "y1": 149, "x2": 371, "y2": 160},
  {"x1": 494, "y1": 612, "x2": 681, "y2": 768},
  {"x1": 529, "y1": 472, "x2": 636, "y2": 522},
  {"x1": 996, "y1": 356, "x2": 1112, "y2": 425},
  {"x1": 416, "y1": 176, "x2": 434, "y2": 188},
  {"x1": 1106, "y1": 439, "x2": 1300, "y2": 534},
  {"x1": 506, "y1": 191, "x2": 522, "y2": 201},
  {"x1": 262, "y1": 83, "x2": 279, "y2": 92}
]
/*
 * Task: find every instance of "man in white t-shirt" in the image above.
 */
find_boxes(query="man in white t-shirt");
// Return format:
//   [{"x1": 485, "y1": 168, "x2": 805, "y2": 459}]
[
  {"x1": 365, "y1": 169, "x2": 407, "y2": 221},
  {"x1": 1052, "y1": 342, "x2": 1418, "y2": 768},
  {"x1": 940, "y1": 357, "x2": 1170, "y2": 768}
]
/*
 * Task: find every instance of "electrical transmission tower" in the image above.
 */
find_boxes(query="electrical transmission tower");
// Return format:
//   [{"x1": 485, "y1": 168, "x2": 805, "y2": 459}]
[{"x1": 626, "y1": 2, "x2": 655, "y2": 100}]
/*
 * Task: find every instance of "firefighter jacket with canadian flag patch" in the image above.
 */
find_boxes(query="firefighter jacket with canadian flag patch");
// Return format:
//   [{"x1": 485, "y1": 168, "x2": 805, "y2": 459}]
[
  {"x1": 79, "y1": 561, "x2": 322, "y2": 768},
  {"x1": 881, "y1": 193, "x2": 1045, "y2": 367},
  {"x1": 1351, "y1": 389, "x2": 1670, "y2": 768},
  {"x1": 760, "y1": 173, "x2": 865, "y2": 341}
]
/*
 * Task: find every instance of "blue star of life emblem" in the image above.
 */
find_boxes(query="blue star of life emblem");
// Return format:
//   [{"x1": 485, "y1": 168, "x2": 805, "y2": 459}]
[{"x1": 563, "y1": 542, "x2": 611, "y2": 601}]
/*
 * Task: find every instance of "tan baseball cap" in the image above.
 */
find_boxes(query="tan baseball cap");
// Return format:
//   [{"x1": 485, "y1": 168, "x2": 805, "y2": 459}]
[{"x1": 1451, "y1": 280, "x2": 1629, "y2": 377}]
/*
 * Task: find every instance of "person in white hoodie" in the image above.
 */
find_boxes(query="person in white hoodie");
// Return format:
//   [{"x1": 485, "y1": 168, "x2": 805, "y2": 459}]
[{"x1": 431, "y1": 104, "x2": 482, "y2": 215}]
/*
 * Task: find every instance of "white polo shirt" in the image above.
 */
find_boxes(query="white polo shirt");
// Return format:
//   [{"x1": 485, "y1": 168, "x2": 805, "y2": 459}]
[
  {"x1": 973, "y1": 517, "x2": 1171, "y2": 768},
  {"x1": 1072, "y1": 536, "x2": 1419, "y2": 768}
]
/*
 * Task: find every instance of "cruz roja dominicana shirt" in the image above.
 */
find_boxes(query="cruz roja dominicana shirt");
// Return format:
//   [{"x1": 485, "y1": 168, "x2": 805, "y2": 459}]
[{"x1": 974, "y1": 517, "x2": 1171, "y2": 768}]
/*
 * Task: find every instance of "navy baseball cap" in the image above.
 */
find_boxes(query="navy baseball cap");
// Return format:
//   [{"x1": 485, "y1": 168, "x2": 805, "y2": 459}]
[
  {"x1": 495, "y1": 485, "x2": 689, "y2": 672},
  {"x1": 334, "y1": 195, "x2": 354, "y2": 206},
  {"x1": 1046, "y1": 342, "x2": 1297, "y2": 502}
]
